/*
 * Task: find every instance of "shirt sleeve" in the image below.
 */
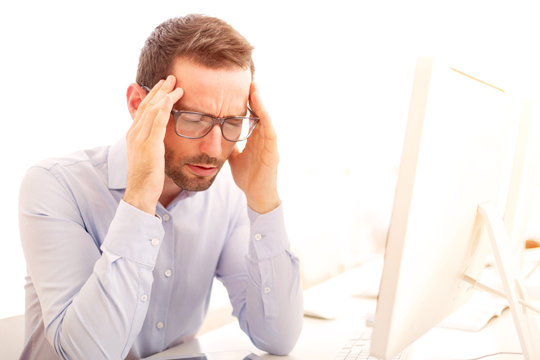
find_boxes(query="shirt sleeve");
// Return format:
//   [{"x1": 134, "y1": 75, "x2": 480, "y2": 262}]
[
  {"x1": 215, "y1": 200, "x2": 303, "y2": 356},
  {"x1": 19, "y1": 166, "x2": 163, "y2": 359}
]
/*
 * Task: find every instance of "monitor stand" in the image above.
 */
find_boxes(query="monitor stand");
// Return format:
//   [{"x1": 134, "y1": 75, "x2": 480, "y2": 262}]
[{"x1": 475, "y1": 202, "x2": 540, "y2": 360}]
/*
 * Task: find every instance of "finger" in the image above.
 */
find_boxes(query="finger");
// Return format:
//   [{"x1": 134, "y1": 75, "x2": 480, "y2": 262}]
[
  {"x1": 150, "y1": 75, "x2": 177, "y2": 105},
  {"x1": 138, "y1": 87, "x2": 183, "y2": 142},
  {"x1": 228, "y1": 146, "x2": 241, "y2": 164},
  {"x1": 134, "y1": 75, "x2": 176, "y2": 124},
  {"x1": 249, "y1": 83, "x2": 277, "y2": 142},
  {"x1": 227, "y1": 146, "x2": 244, "y2": 179},
  {"x1": 148, "y1": 88, "x2": 184, "y2": 143},
  {"x1": 140, "y1": 75, "x2": 178, "y2": 124},
  {"x1": 249, "y1": 84, "x2": 278, "y2": 157},
  {"x1": 246, "y1": 83, "x2": 265, "y2": 144},
  {"x1": 129, "y1": 80, "x2": 166, "y2": 140},
  {"x1": 133, "y1": 79, "x2": 166, "y2": 125},
  {"x1": 248, "y1": 82, "x2": 268, "y2": 119},
  {"x1": 132, "y1": 77, "x2": 181, "y2": 139},
  {"x1": 143, "y1": 75, "x2": 176, "y2": 106}
]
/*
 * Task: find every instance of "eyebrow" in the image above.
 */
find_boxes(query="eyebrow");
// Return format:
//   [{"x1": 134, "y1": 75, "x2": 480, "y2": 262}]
[
  {"x1": 174, "y1": 102, "x2": 206, "y2": 113},
  {"x1": 174, "y1": 102, "x2": 250, "y2": 118}
]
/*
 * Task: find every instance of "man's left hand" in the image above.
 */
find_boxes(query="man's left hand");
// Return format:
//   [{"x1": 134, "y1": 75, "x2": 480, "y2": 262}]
[{"x1": 229, "y1": 83, "x2": 281, "y2": 214}]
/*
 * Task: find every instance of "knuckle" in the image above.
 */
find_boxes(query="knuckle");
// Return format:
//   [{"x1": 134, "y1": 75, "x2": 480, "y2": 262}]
[
  {"x1": 159, "y1": 95, "x2": 173, "y2": 108},
  {"x1": 126, "y1": 128, "x2": 136, "y2": 141},
  {"x1": 138, "y1": 99, "x2": 148, "y2": 110}
]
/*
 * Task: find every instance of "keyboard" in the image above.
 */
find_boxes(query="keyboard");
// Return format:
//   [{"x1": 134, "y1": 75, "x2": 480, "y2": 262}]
[{"x1": 335, "y1": 329, "x2": 404, "y2": 360}]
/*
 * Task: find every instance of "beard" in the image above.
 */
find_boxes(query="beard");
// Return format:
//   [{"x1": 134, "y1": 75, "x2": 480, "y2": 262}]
[{"x1": 164, "y1": 146, "x2": 225, "y2": 192}]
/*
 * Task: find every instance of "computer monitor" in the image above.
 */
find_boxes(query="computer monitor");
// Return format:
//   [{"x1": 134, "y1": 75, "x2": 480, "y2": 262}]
[{"x1": 369, "y1": 57, "x2": 540, "y2": 359}]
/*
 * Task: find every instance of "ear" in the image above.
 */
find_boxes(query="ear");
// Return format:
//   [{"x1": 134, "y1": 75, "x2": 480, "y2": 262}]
[{"x1": 126, "y1": 83, "x2": 146, "y2": 120}]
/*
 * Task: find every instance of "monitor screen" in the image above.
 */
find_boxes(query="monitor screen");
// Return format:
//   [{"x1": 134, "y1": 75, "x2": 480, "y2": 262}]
[{"x1": 369, "y1": 57, "x2": 528, "y2": 359}]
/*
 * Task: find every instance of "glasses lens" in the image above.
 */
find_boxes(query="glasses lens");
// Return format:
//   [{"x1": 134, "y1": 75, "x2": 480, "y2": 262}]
[
  {"x1": 176, "y1": 112, "x2": 214, "y2": 138},
  {"x1": 222, "y1": 117, "x2": 258, "y2": 141},
  {"x1": 174, "y1": 111, "x2": 258, "y2": 141}
]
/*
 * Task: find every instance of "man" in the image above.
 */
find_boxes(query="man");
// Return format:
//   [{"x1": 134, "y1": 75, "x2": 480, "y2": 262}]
[{"x1": 19, "y1": 14, "x2": 303, "y2": 359}]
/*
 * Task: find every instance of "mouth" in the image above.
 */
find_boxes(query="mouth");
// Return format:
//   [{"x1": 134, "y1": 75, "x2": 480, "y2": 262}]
[{"x1": 186, "y1": 164, "x2": 219, "y2": 177}]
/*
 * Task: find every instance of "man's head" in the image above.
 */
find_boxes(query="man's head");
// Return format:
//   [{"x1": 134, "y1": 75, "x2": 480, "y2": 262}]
[
  {"x1": 136, "y1": 14, "x2": 255, "y2": 89},
  {"x1": 128, "y1": 15, "x2": 255, "y2": 192}
]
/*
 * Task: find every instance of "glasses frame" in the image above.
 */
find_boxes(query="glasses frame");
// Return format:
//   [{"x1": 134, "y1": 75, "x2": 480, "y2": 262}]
[
  {"x1": 140, "y1": 84, "x2": 260, "y2": 142},
  {"x1": 171, "y1": 108, "x2": 259, "y2": 142}
]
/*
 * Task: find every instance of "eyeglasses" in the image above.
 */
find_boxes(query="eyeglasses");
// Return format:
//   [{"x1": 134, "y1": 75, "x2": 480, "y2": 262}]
[{"x1": 140, "y1": 85, "x2": 259, "y2": 142}]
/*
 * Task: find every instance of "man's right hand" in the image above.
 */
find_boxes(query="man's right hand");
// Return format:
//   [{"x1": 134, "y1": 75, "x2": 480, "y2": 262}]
[{"x1": 123, "y1": 75, "x2": 184, "y2": 215}]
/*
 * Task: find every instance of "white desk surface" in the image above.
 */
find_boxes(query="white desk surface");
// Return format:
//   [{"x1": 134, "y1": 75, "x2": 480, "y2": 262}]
[{"x1": 147, "y1": 257, "x2": 537, "y2": 360}]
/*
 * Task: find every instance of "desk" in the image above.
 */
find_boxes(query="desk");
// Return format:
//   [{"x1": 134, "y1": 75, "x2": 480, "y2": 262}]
[{"x1": 147, "y1": 259, "x2": 531, "y2": 360}]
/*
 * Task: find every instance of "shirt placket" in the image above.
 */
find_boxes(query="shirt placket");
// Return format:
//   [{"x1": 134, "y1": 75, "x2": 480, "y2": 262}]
[{"x1": 150, "y1": 208, "x2": 176, "y2": 348}]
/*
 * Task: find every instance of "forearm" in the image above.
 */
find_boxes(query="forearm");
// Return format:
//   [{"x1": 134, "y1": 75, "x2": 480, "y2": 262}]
[
  {"x1": 54, "y1": 250, "x2": 154, "y2": 359},
  {"x1": 20, "y1": 166, "x2": 163, "y2": 360},
  {"x1": 240, "y1": 206, "x2": 303, "y2": 355},
  {"x1": 54, "y1": 201, "x2": 163, "y2": 359}
]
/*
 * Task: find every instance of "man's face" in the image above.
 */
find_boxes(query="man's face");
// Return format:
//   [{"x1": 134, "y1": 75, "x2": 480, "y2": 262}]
[{"x1": 163, "y1": 57, "x2": 252, "y2": 191}]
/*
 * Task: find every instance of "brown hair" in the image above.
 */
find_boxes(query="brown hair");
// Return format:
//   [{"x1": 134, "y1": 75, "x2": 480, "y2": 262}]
[{"x1": 136, "y1": 14, "x2": 255, "y2": 88}]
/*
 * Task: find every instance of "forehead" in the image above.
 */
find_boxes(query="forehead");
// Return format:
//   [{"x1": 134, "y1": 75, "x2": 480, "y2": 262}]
[{"x1": 171, "y1": 57, "x2": 251, "y2": 115}]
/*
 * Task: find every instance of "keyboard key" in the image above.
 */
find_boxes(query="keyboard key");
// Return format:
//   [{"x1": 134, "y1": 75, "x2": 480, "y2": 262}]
[{"x1": 335, "y1": 328, "x2": 405, "y2": 360}]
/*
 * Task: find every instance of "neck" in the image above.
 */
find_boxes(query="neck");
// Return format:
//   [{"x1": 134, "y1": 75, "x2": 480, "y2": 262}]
[{"x1": 159, "y1": 176, "x2": 182, "y2": 209}]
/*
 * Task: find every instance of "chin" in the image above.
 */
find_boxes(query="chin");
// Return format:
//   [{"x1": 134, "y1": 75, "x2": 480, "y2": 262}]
[
  {"x1": 183, "y1": 178, "x2": 217, "y2": 192},
  {"x1": 169, "y1": 171, "x2": 219, "y2": 192}
]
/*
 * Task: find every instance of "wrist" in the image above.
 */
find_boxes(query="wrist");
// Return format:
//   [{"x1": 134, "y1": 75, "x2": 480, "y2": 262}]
[
  {"x1": 123, "y1": 191, "x2": 157, "y2": 216},
  {"x1": 247, "y1": 193, "x2": 281, "y2": 214}
]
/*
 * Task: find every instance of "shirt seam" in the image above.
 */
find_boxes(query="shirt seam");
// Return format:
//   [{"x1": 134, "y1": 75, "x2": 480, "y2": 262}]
[
  {"x1": 30, "y1": 165, "x2": 86, "y2": 229},
  {"x1": 36, "y1": 151, "x2": 108, "y2": 171}
]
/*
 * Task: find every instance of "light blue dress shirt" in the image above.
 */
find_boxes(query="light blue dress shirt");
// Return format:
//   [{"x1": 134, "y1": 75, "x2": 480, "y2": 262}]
[{"x1": 19, "y1": 137, "x2": 303, "y2": 359}]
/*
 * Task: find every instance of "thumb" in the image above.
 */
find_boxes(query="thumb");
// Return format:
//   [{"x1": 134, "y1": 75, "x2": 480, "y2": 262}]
[
  {"x1": 228, "y1": 146, "x2": 241, "y2": 165},
  {"x1": 228, "y1": 146, "x2": 245, "y2": 186},
  {"x1": 229, "y1": 145, "x2": 241, "y2": 158}
]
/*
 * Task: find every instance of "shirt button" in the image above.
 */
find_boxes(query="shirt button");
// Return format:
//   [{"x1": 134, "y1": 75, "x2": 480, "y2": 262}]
[
  {"x1": 264, "y1": 287, "x2": 271, "y2": 294},
  {"x1": 156, "y1": 321, "x2": 164, "y2": 329},
  {"x1": 164, "y1": 269, "x2": 172, "y2": 278},
  {"x1": 151, "y1": 238, "x2": 160, "y2": 246},
  {"x1": 254, "y1": 233, "x2": 262, "y2": 241},
  {"x1": 163, "y1": 214, "x2": 170, "y2": 222},
  {"x1": 140, "y1": 294, "x2": 148, "y2": 302}
]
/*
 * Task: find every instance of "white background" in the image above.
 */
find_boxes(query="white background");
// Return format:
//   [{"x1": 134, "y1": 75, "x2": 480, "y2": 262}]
[{"x1": 1, "y1": 0, "x2": 540, "y2": 319}]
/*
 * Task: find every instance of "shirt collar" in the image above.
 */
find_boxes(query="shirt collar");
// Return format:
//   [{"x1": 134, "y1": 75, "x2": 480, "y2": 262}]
[{"x1": 108, "y1": 137, "x2": 128, "y2": 189}]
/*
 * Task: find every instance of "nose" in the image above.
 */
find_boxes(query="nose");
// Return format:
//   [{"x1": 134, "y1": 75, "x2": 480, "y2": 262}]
[{"x1": 199, "y1": 124, "x2": 223, "y2": 158}]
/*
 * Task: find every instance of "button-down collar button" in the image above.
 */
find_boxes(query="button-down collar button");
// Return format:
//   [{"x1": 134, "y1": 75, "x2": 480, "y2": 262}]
[
  {"x1": 151, "y1": 238, "x2": 160, "y2": 246},
  {"x1": 156, "y1": 321, "x2": 164, "y2": 329},
  {"x1": 254, "y1": 233, "x2": 262, "y2": 241},
  {"x1": 163, "y1": 214, "x2": 170, "y2": 222},
  {"x1": 164, "y1": 269, "x2": 172, "y2": 278},
  {"x1": 140, "y1": 294, "x2": 148, "y2": 302},
  {"x1": 264, "y1": 287, "x2": 271, "y2": 294}
]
